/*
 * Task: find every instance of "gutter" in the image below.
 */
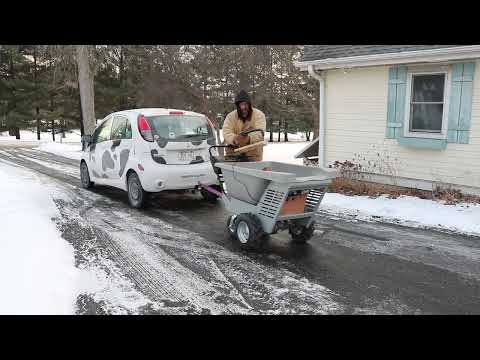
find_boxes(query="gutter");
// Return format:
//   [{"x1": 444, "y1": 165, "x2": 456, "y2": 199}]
[
  {"x1": 294, "y1": 45, "x2": 480, "y2": 71},
  {"x1": 306, "y1": 65, "x2": 336, "y2": 174}
]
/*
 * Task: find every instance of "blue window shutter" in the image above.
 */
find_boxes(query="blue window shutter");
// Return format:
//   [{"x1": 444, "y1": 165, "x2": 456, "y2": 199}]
[
  {"x1": 394, "y1": 66, "x2": 407, "y2": 139},
  {"x1": 447, "y1": 63, "x2": 475, "y2": 144},
  {"x1": 386, "y1": 66, "x2": 407, "y2": 139}
]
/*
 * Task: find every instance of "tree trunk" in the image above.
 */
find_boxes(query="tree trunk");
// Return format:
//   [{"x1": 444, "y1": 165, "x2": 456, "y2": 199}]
[
  {"x1": 76, "y1": 45, "x2": 96, "y2": 137},
  {"x1": 52, "y1": 120, "x2": 55, "y2": 142},
  {"x1": 14, "y1": 127, "x2": 20, "y2": 139},
  {"x1": 36, "y1": 112, "x2": 40, "y2": 141},
  {"x1": 33, "y1": 47, "x2": 41, "y2": 141},
  {"x1": 119, "y1": 45, "x2": 126, "y2": 109},
  {"x1": 267, "y1": 117, "x2": 273, "y2": 142},
  {"x1": 277, "y1": 121, "x2": 281, "y2": 142},
  {"x1": 284, "y1": 121, "x2": 288, "y2": 142}
]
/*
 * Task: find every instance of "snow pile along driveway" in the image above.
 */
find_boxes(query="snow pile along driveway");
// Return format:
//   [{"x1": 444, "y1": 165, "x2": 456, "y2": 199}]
[
  {"x1": 0, "y1": 164, "x2": 79, "y2": 314},
  {"x1": 321, "y1": 193, "x2": 480, "y2": 237}
]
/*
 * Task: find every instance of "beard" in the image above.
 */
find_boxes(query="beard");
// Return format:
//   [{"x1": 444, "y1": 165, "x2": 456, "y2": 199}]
[{"x1": 237, "y1": 104, "x2": 252, "y2": 120}]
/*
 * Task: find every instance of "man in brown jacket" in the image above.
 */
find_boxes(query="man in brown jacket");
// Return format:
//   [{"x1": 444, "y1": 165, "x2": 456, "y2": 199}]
[{"x1": 222, "y1": 90, "x2": 267, "y2": 161}]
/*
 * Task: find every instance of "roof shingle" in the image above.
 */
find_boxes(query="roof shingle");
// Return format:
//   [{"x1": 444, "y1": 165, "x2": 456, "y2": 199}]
[{"x1": 301, "y1": 45, "x2": 464, "y2": 62}]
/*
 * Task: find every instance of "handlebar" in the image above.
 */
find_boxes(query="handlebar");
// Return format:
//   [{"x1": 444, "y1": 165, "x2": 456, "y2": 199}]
[
  {"x1": 240, "y1": 128, "x2": 265, "y2": 137},
  {"x1": 208, "y1": 128, "x2": 266, "y2": 163},
  {"x1": 233, "y1": 141, "x2": 267, "y2": 153}
]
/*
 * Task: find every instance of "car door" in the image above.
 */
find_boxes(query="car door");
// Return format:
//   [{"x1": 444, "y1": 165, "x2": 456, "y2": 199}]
[
  {"x1": 93, "y1": 117, "x2": 113, "y2": 183},
  {"x1": 107, "y1": 115, "x2": 133, "y2": 187}
]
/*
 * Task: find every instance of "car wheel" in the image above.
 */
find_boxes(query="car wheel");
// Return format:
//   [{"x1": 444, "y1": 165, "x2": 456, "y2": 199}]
[
  {"x1": 127, "y1": 172, "x2": 146, "y2": 209},
  {"x1": 80, "y1": 161, "x2": 94, "y2": 189}
]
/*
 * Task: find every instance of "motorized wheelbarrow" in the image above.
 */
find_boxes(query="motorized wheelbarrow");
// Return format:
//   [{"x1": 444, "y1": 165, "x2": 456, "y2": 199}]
[{"x1": 199, "y1": 129, "x2": 336, "y2": 249}]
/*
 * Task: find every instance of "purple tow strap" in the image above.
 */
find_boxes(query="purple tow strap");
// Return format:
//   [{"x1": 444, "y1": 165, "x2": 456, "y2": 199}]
[{"x1": 201, "y1": 184, "x2": 223, "y2": 198}]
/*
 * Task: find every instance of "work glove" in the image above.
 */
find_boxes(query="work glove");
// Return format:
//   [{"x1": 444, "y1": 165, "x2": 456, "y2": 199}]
[{"x1": 233, "y1": 133, "x2": 250, "y2": 146}]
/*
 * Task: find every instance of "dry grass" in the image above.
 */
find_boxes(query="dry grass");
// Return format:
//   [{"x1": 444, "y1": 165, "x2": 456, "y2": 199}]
[{"x1": 328, "y1": 177, "x2": 480, "y2": 205}]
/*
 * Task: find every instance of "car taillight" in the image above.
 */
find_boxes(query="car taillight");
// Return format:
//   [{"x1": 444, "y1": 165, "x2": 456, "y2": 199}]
[
  {"x1": 137, "y1": 114, "x2": 154, "y2": 142},
  {"x1": 169, "y1": 111, "x2": 184, "y2": 115}
]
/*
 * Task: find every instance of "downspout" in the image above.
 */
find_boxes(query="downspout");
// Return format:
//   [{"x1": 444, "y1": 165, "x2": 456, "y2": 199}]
[{"x1": 307, "y1": 65, "x2": 328, "y2": 171}]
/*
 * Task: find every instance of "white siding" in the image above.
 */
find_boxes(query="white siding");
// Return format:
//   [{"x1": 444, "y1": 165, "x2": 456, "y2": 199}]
[{"x1": 324, "y1": 62, "x2": 480, "y2": 189}]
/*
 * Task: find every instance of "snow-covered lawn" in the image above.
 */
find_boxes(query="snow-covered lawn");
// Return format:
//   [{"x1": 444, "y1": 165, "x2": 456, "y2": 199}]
[
  {"x1": 263, "y1": 141, "x2": 306, "y2": 165},
  {"x1": 37, "y1": 142, "x2": 83, "y2": 161},
  {"x1": 0, "y1": 129, "x2": 81, "y2": 143},
  {"x1": 0, "y1": 162, "x2": 157, "y2": 314},
  {"x1": 0, "y1": 164, "x2": 79, "y2": 314},
  {"x1": 321, "y1": 193, "x2": 480, "y2": 237}
]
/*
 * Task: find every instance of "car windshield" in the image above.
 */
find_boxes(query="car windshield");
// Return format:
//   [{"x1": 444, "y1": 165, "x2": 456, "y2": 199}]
[{"x1": 146, "y1": 115, "x2": 213, "y2": 141}]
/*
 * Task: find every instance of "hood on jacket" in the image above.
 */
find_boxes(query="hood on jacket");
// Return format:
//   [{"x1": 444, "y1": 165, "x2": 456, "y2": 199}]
[{"x1": 235, "y1": 89, "x2": 253, "y2": 121}]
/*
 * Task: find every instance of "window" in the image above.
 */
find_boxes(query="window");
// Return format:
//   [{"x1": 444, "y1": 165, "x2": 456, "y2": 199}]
[
  {"x1": 405, "y1": 71, "x2": 449, "y2": 138},
  {"x1": 111, "y1": 116, "x2": 128, "y2": 140},
  {"x1": 93, "y1": 118, "x2": 113, "y2": 143},
  {"x1": 146, "y1": 115, "x2": 213, "y2": 141},
  {"x1": 125, "y1": 120, "x2": 132, "y2": 139}
]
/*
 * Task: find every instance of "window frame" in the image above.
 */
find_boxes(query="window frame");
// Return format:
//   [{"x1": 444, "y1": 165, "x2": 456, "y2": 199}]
[{"x1": 403, "y1": 68, "x2": 451, "y2": 140}]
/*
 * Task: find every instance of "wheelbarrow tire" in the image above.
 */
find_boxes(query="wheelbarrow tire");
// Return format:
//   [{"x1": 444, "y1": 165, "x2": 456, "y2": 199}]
[
  {"x1": 201, "y1": 184, "x2": 222, "y2": 203},
  {"x1": 289, "y1": 222, "x2": 316, "y2": 244},
  {"x1": 232, "y1": 213, "x2": 264, "y2": 249}
]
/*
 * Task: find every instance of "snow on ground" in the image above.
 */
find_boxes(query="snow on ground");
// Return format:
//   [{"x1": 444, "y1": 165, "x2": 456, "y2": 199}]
[
  {"x1": 321, "y1": 193, "x2": 480, "y2": 237},
  {"x1": 0, "y1": 161, "x2": 155, "y2": 314},
  {"x1": 263, "y1": 141, "x2": 307, "y2": 166},
  {"x1": 0, "y1": 129, "x2": 81, "y2": 143},
  {"x1": 0, "y1": 163, "x2": 79, "y2": 314},
  {"x1": 36, "y1": 142, "x2": 82, "y2": 161}
]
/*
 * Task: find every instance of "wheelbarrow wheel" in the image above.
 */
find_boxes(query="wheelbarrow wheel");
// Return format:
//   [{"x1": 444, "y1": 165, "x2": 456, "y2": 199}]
[
  {"x1": 289, "y1": 222, "x2": 316, "y2": 244},
  {"x1": 232, "y1": 213, "x2": 264, "y2": 249}
]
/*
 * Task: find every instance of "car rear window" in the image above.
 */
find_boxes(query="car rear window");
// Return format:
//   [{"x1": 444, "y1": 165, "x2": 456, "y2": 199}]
[{"x1": 146, "y1": 115, "x2": 213, "y2": 141}]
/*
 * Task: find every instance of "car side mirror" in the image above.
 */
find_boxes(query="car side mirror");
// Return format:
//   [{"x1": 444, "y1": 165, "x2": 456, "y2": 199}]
[{"x1": 81, "y1": 135, "x2": 92, "y2": 146}]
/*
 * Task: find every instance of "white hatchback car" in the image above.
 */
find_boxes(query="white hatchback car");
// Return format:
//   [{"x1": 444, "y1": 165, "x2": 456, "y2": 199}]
[{"x1": 80, "y1": 108, "x2": 221, "y2": 208}]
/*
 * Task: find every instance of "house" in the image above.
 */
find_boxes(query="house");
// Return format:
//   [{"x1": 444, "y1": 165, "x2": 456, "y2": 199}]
[{"x1": 294, "y1": 45, "x2": 480, "y2": 195}]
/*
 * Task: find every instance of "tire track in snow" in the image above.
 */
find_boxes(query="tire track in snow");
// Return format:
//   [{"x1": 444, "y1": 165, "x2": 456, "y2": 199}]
[{"x1": 57, "y1": 187, "x2": 346, "y2": 314}]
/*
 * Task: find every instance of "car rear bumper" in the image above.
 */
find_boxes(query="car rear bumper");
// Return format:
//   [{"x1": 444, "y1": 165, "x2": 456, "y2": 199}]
[{"x1": 138, "y1": 160, "x2": 218, "y2": 192}]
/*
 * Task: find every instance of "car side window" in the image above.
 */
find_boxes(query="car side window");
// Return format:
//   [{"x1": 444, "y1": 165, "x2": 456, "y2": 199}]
[
  {"x1": 96, "y1": 118, "x2": 113, "y2": 143},
  {"x1": 91, "y1": 126, "x2": 102, "y2": 145},
  {"x1": 125, "y1": 120, "x2": 132, "y2": 139},
  {"x1": 111, "y1": 116, "x2": 128, "y2": 140}
]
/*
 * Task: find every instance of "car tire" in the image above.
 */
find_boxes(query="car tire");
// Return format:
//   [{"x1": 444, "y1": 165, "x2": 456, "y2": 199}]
[
  {"x1": 80, "y1": 161, "x2": 94, "y2": 189},
  {"x1": 127, "y1": 172, "x2": 146, "y2": 209}
]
